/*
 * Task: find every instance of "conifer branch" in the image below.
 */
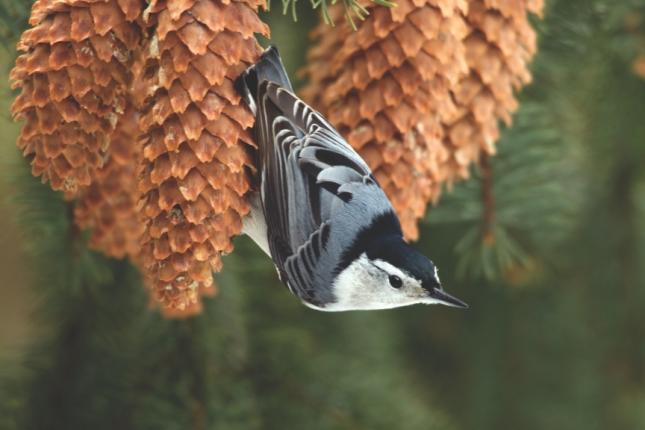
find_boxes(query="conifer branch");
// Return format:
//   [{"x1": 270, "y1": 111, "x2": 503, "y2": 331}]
[
  {"x1": 0, "y1": 0, "x2": 28, "y2": 49},
  {"x1": 480, "y1": 154, "x2": 495, "y2": 246},
  {"x1": 273, "y1": 0, "x2": 393, "y2": 28}
]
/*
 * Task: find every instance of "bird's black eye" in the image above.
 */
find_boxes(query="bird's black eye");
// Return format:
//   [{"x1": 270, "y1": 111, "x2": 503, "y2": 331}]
[{"x1": 388, "y1": 275, "x2": 402, "y2": 289}]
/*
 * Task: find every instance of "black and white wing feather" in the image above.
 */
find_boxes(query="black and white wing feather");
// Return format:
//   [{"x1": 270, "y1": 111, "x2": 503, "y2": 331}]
[
  {"x1": 256, "y1": 82, "x2": 376, "y2": 301},
  {"x1": 237, "y1": 47, "x2": 386, "y2": 305}
]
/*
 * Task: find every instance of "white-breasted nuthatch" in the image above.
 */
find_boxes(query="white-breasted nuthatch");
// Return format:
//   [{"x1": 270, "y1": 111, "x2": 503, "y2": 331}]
[{"x1": 236, "y1": 46, "x2": 467, "y2": 312}]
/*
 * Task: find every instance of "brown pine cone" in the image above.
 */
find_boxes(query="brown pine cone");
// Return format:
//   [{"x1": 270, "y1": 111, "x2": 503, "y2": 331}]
[
  {"x1": 443, "y1": 0, "x2": 543, "y2": 181},
  {"x1": 133, "y1": 0, "x2": 268, "y2": 310},
  {"x1": 301, "y1": 0, "x2": 470, "y2": 240},
  {"x1": 74, "y1": 102, "x2": 144, "y2": 259},
  {"x1": 157, "y1": 283, "x2": 217, "y2": 319},
  {"x1": 10, "y1": 0, "x2": 143, "y2": 197}
]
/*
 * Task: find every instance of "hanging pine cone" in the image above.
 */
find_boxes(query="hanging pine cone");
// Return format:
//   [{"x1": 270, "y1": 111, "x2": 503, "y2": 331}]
[
  {"x1": 10, "y1": 0, "x2": 143, "y2": 197},
  {"x1": 133, "y1": 0, "x2": 268, "y2": 310},
  {"x1": 302, "y1": 0, "x2": 543, "y2": 239},
  {"x1": 301, "y1": 0, "x2": 470, "y2": 240},
  {"x1": 443, "y1": 0, "x2": 543, "y2": 181},
  {"x1": 157, "y1": 283, "x2": 216, "y2": 318},
  {"x1": 74, "y1": 102, "x2": 143, "y2": 259}
]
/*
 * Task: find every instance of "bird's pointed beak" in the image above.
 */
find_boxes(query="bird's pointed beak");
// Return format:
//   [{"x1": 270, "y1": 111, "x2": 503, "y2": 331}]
[{"x1": 430, "y1": 287, "x2": 469, "y2": 309}]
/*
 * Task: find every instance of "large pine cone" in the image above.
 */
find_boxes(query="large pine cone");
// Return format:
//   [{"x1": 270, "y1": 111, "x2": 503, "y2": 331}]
[
  {"x1": 10, "y1": 0, "x2": 143, "y2": 197},
  {"x1": 301, "y1": 0, "x2": 470, "y2": 240},
  {"x1": 443, "y1": 0, "x2": 543, "y2": 181},
  {"x1": 133, "y1": 0, "x2": 268, "y2": 310},
  {"x1": 302, "y1": 0, "x2": 543, "y2": 239},
  {"x1": 74, "y1": 102, "x2": 143, "y2": 259}
]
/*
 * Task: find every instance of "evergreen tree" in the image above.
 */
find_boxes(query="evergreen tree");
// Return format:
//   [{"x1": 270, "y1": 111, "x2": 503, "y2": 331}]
[{"x1": 1, "y1": 0, "x2": 645, "y2": 429}]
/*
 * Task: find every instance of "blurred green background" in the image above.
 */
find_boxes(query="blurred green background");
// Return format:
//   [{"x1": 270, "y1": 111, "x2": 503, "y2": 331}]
[{"x1": 1, "y1": 0, "x2": 645, "y2": 429}]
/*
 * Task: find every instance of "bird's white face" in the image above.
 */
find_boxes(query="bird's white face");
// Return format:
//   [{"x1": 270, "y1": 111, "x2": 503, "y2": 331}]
[{"x1": 309, "y1": 253, "x2": 445, "y2": 312}]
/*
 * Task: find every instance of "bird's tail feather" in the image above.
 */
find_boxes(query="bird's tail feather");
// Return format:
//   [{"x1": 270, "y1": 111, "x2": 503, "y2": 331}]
[{"x1": 235, "y1": 46, "x2": 293, "y2": 116}]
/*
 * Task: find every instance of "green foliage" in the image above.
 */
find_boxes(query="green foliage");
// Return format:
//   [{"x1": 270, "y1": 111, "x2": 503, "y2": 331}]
[
  {"x1": 413, "y1": 2, "x2": 645, "y2": 430},
  {"x1": 0, "y1": 0, "x2": 27, "y2": 51},
  {"x1": 269, "y1": 0, "x2": 394, "y2": 30},
  {"x1": 428, "y1": 100, "x2": 584, "y2": 280},
  {"x1": 223, "y1": 241, "x2": 456, "y2": 430}
]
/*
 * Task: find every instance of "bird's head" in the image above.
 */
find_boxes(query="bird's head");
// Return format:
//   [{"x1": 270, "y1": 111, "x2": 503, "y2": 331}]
[{"x1": 327, "y1": 235, "x2": 468, "y2": 311}]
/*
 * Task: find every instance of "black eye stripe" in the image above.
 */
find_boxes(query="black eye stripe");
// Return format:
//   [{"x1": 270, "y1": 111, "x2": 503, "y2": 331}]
[{"x1": 388, "y1": 275, "x2": 402, "y2": 289}]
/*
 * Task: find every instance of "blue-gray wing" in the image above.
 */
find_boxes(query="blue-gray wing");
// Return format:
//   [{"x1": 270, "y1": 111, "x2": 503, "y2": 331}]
[
  {"x1": 256, "y1": 81, "x2": 377, "y2": 302},
  {"x1": 283, "y1": 221, "x2": 331, "y2": 305}
]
